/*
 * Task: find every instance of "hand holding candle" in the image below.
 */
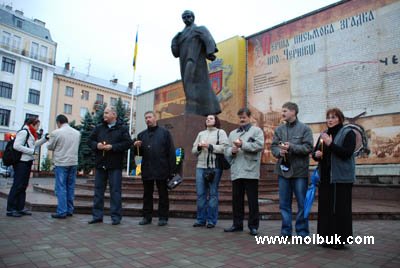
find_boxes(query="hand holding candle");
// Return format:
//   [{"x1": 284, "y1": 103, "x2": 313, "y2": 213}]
[
  {"x1": 320, "y1": 138, "x2": 324, "y2": 159},
  {"x1": 102, "y1": 141, "x2": 106, "y2": 156}
]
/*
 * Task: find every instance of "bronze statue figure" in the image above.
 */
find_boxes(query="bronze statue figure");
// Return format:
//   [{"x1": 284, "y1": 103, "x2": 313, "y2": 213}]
[{"x1": 171, "y1": 10, "x2": 221, "y2": 116}]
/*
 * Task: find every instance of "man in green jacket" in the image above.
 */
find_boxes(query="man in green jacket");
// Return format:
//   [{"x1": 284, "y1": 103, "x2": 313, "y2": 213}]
[
  {"x1": 271, "y1": 102, "x2": 313, "y2": 237},
  {"x1": 224, "y1": 108, "x2": 264, "y2": 236}
]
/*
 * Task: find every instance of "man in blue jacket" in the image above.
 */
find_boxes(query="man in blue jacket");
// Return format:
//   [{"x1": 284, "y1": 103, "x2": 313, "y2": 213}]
[
  {"x1": 88, "y1": 106, "x2": 132, "y2": 225},
  {"x1": 134, "y1": 111, "x2": 176, "y2": 226}
]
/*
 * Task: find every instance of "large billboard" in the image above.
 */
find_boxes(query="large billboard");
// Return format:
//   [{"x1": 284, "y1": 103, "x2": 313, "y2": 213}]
[{"x1": 247, "y1": 0, "x2": 400, "y2": 164}]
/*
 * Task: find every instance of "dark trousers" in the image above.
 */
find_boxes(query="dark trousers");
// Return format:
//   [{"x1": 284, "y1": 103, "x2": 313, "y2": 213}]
[
  {"x1": 7, "y1": 161, "x2": 33, "y2": 212},
  {"x1": 92, "y1": 168, "x2": 122, "y2": 222},
  {"x1": 232, "y1": 179, "x2": 259, "y2": 230},
  {"x1": 142, "y1": 179, "x2": 169, "y2": 220}
]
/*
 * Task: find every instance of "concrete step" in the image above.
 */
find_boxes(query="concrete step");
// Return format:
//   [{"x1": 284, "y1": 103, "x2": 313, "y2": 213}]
[
  {"x1": 33, "y1": 184, "x2": 280, "y2": 205},
  {"x1": 1, "y1": 185, "x2": 399, "y2": 220},
  {"x1": 73, "y1": 182, "x2": 280, "y2": 195}
]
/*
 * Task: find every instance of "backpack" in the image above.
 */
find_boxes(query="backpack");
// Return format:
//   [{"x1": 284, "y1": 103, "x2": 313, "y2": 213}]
[
  {"x1": 343, "y1": 124, "x2": 370, "y2": 157},
  {"x1": 2, "y1": 129, "x2": 29, "y2": 166}
]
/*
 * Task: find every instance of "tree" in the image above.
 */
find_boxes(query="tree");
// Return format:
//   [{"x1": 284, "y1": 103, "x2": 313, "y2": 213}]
[
  {"x1": 78, "y1": 112, "x2": 96, "y2": 175},
  {"x1": 93, "y1": 103, "x2": 106, "y2": 125},
  {"x1": 116, "y1": 97, "x2": 129, "y2": 125}
]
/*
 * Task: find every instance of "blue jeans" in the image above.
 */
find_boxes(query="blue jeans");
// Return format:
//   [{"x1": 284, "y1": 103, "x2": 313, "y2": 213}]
[
  {"x1": 278, "y1": 176, "x2": 309, "y2": 236},
  {"x1": 195, "y1": 168, "x2": 222, "y2": 225},
  {"x1": 54, "y1": 166, "x2": 77, "y2": 216},
  {"x1": 92, "y1": 168, "x2": 122, "y2": 222}
]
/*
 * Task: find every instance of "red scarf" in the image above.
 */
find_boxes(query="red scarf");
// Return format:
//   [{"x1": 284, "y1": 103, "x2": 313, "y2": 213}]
[{"x1": 28, "y1": 125, "x2": 38, "y2": 140}]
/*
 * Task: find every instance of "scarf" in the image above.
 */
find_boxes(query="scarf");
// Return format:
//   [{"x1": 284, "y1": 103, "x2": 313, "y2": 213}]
[{"x1": 28, "y1": 125, "x2": 38, "y2": 140}]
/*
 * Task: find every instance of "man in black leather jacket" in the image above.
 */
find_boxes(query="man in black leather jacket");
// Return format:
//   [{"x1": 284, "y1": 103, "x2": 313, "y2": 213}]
[
  {"x1": 87, "y1": 106, "x2": 132, "y2": 225},
  {"x1": 134, "y1": 111, "x2": 176, "y2": 226}
]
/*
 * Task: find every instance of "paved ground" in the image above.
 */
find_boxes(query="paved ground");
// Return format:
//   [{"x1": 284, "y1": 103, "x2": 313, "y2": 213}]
[{"x1": 1, "y1": 195, "x2": 400, "y2": 268}]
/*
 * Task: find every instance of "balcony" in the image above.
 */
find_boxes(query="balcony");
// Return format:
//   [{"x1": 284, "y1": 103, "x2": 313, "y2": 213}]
[{"x1": 0, "y1": 42, "x2": 55, "y2": 65}]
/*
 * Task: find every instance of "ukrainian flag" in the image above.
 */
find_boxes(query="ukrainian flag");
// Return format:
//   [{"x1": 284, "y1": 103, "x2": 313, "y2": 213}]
[{"x1": 132, "y1": 30, "x2": 138, "y2": 70}]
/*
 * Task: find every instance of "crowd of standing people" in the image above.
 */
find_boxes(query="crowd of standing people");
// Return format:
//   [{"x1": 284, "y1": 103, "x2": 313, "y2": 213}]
[{"x1": 5, "y1": 102, "x2": 356, "y2": 250}]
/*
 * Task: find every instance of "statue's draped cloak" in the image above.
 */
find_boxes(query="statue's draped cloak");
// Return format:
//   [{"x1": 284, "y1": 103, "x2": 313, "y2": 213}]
[{"x1": 172, "y1": 24, "x2": 221, "y2": 116}]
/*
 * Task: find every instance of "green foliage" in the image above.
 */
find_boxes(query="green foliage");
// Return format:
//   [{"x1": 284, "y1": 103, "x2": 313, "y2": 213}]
[
  {"x1": 116, "y1": 97, "x2": 129, "y2": 125},
  {"x1": 78, "y1": 112, "x2": 96, "y2": 175},
  {"x1": 41, "y1": 156, "x2": 52, "y2": 172},
  {"x1": 93, "y1": 103, "x2": 106, "y2": 125}
]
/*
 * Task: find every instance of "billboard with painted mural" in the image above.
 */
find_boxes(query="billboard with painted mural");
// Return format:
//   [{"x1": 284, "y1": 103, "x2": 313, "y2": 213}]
[{"x1": 247, "y1": 0, "x2": 400, "y2": 164}]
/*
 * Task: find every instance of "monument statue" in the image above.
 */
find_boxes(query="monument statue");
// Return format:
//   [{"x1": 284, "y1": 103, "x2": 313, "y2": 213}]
[{"x1": 171, "y1": 10, "x2": 221, "y2": 116}]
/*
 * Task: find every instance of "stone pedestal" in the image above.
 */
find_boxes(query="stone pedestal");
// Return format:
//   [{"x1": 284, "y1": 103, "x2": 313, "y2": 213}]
[{"x1": 158, "y1": 114, "x2": 237, "y2": 178}]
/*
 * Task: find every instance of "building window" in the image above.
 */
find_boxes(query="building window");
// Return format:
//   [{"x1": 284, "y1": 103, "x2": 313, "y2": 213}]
[
  {"x1": 25, "y1": 113, "x2": 38, "y2": 120},
  {"x1": 30, "y1": 42, "x2": 39, "y2": 59},
  {"x1": 110, "y1": 97, "x2": 117, "y2": 106},
  {"x1": 64, "y1": 104, "x2": 72, "y2": 114},
  {"x1": 1, "y1": 31, "x2": 11, "y2": 47},
  {"x1": 1, "y1": 57, "x2": 16, "y2": 73},
  {"x1": 28, "y1": 89, "x2": 40, "y2": 105},
  {"x1": 81, "y1": 90, "x2": 89, "y2": 100},
  {"x1": 96, "y1": 94, "x2": 104, "y2": 104},
  {"x1": 0, "y1": 109, "x2": 11, "y2": 126},
  {"x1": 123, "y1": 101, "x2": 130, "y2": 109},
  {"x1": 31, "y1": 66, "x2": 43, "y2": 81},
  {"x1": 40, "y1": 45, "x2": 48, "y2": 60},
  {"x1": 65, "y1": 86, "x2": 74, "y2": 97},
  {"x1": 16, "y1": 20, "x2": 22, "y2": 28},
  {"x1": 0, "y1": 82, "x2": 12, "y2": 99},
  {"x1": 80, "y1": 107, "x2": 89, "y2": 118},
  {"x1": 12, "y1": 35, "x2": 21, "y2": 51}
]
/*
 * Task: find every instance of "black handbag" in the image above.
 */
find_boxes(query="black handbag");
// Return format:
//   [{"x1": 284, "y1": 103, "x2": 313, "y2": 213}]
[
  {"x1": 167, "y1": 174, "x2": 183, "y2": 190},
  {"x1": 216, "y1": 130, "x2": 230, "y2": 170},
  {"x1": 203, "y1": 151, "x2": 215, "y2": 183}
]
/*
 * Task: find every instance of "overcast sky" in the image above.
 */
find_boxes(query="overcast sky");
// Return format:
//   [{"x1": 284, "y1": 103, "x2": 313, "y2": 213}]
[{"x1": 10, "y1": 0, "x2": 338, "y2": 92}]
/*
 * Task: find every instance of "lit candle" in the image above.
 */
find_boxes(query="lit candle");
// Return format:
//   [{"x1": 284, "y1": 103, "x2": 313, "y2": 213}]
[
  {"x1": 102, "y1": 141, "x2": 106, "y2": 156},
  {"x1": 320, "y1": 139, "x2": 324, "y2": 159}
]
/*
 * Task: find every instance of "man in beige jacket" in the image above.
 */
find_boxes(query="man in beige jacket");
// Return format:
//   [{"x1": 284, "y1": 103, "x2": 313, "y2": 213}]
[
  {"x1": 224, "y1": 108, "x2": 264, "y2": 236},
  {"x1": 47, "y1": 114, "x2": 81, "y2": 219}
]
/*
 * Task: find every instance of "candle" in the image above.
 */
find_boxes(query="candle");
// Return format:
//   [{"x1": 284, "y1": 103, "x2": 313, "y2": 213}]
[
  {"x1": 102, "y1": 141, "x2": 106, "y2": 156},
  {"x1": 320, "y1": 139, "x2": 324, "y2": 159}
]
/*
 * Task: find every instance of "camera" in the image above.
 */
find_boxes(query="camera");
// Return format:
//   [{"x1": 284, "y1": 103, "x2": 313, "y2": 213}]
[{"x1": 203, "y1": 169, "x2": 215, "y2": 183}]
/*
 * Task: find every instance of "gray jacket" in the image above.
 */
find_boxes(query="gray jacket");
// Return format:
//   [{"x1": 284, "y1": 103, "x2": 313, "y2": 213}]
[
  {"x1": 271, "y1": 119, "x2": 313, "y2": 178},
  {"x1": 192, "y1": 127, "x2": 228, "y2": 169},
  {"x1": 13, "y1": 126, "x2": 47, "y2": 162},
  {"x1": 47, "y1": 124, "x2": 81, "y2": 166},
  {"x1": 330, "y1": 127, "x2": 356, "y2": 183},
  {"x1": 225, "y1": 124, "x2": 264, "y2": 180}
]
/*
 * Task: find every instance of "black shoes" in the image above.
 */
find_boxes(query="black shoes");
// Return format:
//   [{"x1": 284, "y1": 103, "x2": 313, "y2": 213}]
[
  {"x1": 249, "y1": 228, "x2": 258, "y2": 235},
  {"x1": 18, "y1": 210, "x2": 32, "y2": 216},
  {"x1": 88, "y1": 218, "x2": 103, "y2": 224},
  {"x1": 6, "y1": 211, "x2": 22, "y2": 217},
  {"x1": 67, "y1": 213, "x2": 73, "y2": 217},
  {"x1": 51, "y1": 213, "x2": 66, "y2": 219},
  {"x1": 193, "y1": 222, "x2": 206, "y2": 227},
  {"x1": 224, "y1": 226, "x2": 243, "y2": 232},
  {"x1": 158, "y1": 219, "x2": 168, "y2": 226},
  {"x1": 112, "y1": 220, "x2": 121, "y2": 225},
  {"x1": 139, "y1": 218, "x2": 152, "y2": 225},
  {"x1": 206, "y1": 224, "x2": 215, "y2": 229}
]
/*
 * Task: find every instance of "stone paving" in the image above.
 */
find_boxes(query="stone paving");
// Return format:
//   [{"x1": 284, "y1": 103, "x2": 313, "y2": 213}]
[{"x1": 1, "y1": 196, "x2": 400, "y2": 268}]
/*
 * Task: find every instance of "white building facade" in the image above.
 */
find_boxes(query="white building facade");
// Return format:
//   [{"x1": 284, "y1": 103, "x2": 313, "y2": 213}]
[{"x1": 0, "y1": 5, "x2": 56, "y2": 163}]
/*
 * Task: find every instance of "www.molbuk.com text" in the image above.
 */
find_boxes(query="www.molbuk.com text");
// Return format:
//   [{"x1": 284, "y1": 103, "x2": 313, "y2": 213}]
[{"x1": 255, "y1": 234, "x2": 374, "y2": 245}]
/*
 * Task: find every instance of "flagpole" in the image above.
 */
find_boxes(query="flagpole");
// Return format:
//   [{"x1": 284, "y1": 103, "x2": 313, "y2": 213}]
[{"x1": 127, "y1": 27, "x2": 139, "y2": 176}]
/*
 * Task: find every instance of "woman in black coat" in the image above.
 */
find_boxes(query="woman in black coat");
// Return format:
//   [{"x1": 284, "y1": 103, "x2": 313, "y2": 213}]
[{"x1": 312, "y1": 108, "x2": 356, "y2": 250}]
